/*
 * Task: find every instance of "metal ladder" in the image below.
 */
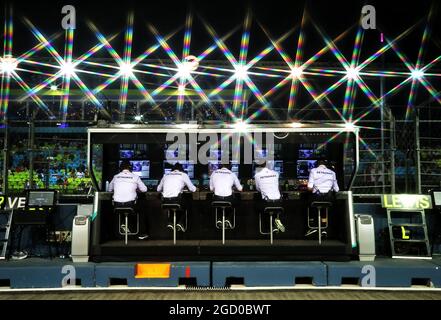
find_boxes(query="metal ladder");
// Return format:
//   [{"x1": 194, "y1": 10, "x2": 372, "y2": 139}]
[
  {"x1": 0, "y1": 209, "x2": 14, "y2": 260},
  {"x1": 387, "y1": 208, "x2": 431, "y2": 259}
]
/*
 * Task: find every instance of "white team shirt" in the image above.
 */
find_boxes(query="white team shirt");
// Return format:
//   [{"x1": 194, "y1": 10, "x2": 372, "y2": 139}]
[
  {"x1": 254, "y1": 167, "x2": 281, "y2": 200},
  {"x1": 157, "y1": 170, "x2": 197, "y2": 198},
  {"x1": 108, "y1": 169, "x2": 148, "y2": 202},
  {"x1": 210, "y1": 167, "x2": 243, "y2": 197},
  {"x1": 307, "y1": 165, "x2": 339, "y2": 194}
]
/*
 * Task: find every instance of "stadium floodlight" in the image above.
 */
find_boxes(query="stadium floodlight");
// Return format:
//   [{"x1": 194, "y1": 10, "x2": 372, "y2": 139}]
[
  {"x1": 0, "y1": 55, "x2": 18, "y2": 74},
  {"x1": 234, "y1": 65, "x2": 248, "y2": 80},
  {"x1": 344, "y1": 122, "x2": 355, "y2": 130},
  {"x1": 290, "y1": 67, "x2": 303, "y2": 79},
  {"x1": 233, "y1": 120, "x2": 249, "y2": 132},
  {"x1": 61, "y1": 62, "x2": 76, "y2": 76},
  {"x1": 134, "y1": 115, "x2": 143, "y2": 121},
  {"x1": 345, "y1": 67, "x2": 359, "y2": 80},
  {"x1": 411, "y1": 69, "x2": 424, "y2": 80},
  {"x1": 119, "y1": 62, "x2": 134, "y2": 76},
  {"x1": 177, "y1": 63, "x2": 192, "y2": 79}
]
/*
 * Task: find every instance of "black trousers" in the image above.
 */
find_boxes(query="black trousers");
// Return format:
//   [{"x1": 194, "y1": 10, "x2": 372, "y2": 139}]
[
  {"x1": 212, "y1": 195, "x2": 237, "y2": 222},
  {"x1": 162, "y1": 196, "x2": 187, "y2": 226},
  {"x1": 114, "y1": 201, "x2": 148, "y2": 235}
]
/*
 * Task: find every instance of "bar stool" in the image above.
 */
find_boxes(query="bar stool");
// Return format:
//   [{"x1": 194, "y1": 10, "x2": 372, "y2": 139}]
[
  {"x1": 161, "y1": 202, "x2": 187, "y2": 245},
  {"x1": 212, "y1": 201, "x2": 236, "y2": 244},
  {"x1": 307, "y1": 201, "x2": 332, "y2": 244},
  {"x1": 115, "y1": 207, "x2": 139, "y2": 245},
  {"x1": 259, "y1": 202, "x2": 284, "y2": 244}
]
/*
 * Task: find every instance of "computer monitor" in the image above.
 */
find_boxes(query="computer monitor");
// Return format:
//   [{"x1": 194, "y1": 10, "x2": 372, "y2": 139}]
[
  {"x1": 209, "y1": 149, "x2": 223, "y2": 160},
  {"x1": 142, "y1": 179, "x2": 158, "y2": 187},
  {"x1": 255, "y1": 149, "x2": 268, "y2": 159},
  {"x1": 27, "y1": 190, "x2": 56, "y2": 207},
  {"x1": 299, "y1": 144, "x2": 327, "y2": 159},
  {"x1": 252, "y1": 160, "x2": 283, "y2": 176},
  {"x1": 231, "y1": 160, "x2": 239, "y2": 176},
  {"x1": 208, "y1": 160, "x2": 239, "y2": 177},
  {"x1": 208, "y1": 161, "x2": 221, "y2": 176},
  {"x1": 119, "y1": 150, "x2": 134, "y2": 159},
  {"x1": 119, "y1": 160, "x2": 150, "y2": 178},
  {"x1": 164, "y1": 144, "x2": 186, "y2": 160},
  {"x1": 165, "y1": 148, "x2": 179, "y2": 159},
  {"x1": 164, "y1": 161, "x2": 195, "y2": 179},
  {"x1": 120, "y1": 144, "x2": 133, "y2": 149},
  {"x1": 296, "y1": 160, "x2": 317, "y2": 179},
  {"x1": 298, "y1": 149, "x2": 314, "y2": 159},
  {"x1": 271, "y1": 160, "x2": 283, "y2": 175}
]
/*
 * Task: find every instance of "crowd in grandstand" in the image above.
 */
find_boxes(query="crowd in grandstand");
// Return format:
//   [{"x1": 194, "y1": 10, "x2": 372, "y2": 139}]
[{"x1": 5, "y1": 138, "x2": 92, "y2": 193}]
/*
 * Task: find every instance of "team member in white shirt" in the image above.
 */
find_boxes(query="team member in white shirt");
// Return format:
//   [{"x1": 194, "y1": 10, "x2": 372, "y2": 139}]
[
  {"x1": 108, "y1": 160, "x2": 149, "y2": 240},
  {"x1": 157, "y1": 162, "x2": 197, "y2": 232},
  {"x1": 254, "y1": 162, "x2": 285, "y2": 232},
  {"x1": 307, "y1": 160, "x2": 340, "y2": 194},
  {"x1": 210, "y1": 163, "x2": 243, "y2": 228},
  {"x1": 306, "y1": 159, "x2": 339, "y2": 238}
]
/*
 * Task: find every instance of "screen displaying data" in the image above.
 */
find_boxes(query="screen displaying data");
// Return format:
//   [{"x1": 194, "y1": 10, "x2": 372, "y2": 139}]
[
  {"x1": 119, "y1": 160, "x2": 150, "y2": 178},
  {"x1": 164, "y1": 161, "x2": 195, "y2": 179},
  {"x1": 296, "y1": 160, "x2": 317, "y2": 179}
]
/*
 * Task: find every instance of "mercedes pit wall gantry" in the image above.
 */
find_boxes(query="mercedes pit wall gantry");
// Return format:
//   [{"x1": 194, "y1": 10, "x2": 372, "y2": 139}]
[{"x1": 83, "y1": 123, "x2": 359, "y2": 262}]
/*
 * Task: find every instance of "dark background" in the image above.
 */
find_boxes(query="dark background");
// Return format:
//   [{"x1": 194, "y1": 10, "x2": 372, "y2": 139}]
[{"x1": 3, "y1": 0, "x2": 439, "y2": 62}]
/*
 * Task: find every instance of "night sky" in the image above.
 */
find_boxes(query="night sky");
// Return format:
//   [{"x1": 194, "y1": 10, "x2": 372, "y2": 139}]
[{"x1": 3, "y1": 0, "x2": 439, "y2": 60}]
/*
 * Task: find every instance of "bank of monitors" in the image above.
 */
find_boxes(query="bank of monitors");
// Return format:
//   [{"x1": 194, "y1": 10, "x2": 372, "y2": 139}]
[
  {"x1": 119, "y1": 160, "x2": 150, "y2": 178},
  {"x1": 119, "y1": 144, "x2": 148, "y2": 159},
  {"x1": 164, "y1": 161, "x2": 195, "y2": 179},
  {"x1": 296, "y1": 160, "x2": 317, "y2": 179},
  {"x1": 296, "y1": 143, "x2": 327, "y2": 179}
]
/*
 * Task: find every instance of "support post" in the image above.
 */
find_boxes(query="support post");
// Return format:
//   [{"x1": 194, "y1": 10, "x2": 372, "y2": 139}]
[
  {"x1": 27, "y1": 103, "x2": 35, "y2": 189},
  {"x1": 2, "y1": 118, "x2": 9, "y2": 194},
  {"x1": 390, "y1": 112, "x2": 396, "y2": 193},
  {"x1": 415, "y1": 109, "x2": 422, "y2": 194}
]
